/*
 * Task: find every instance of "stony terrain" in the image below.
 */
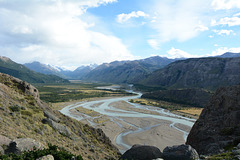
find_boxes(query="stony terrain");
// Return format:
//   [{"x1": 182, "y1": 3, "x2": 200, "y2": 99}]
[
  {"x1": 187, "y1": 84, "x2": 240, "y2": 155},
  {"x1": 0, "y1": 73, "x2": 120, "y2": 159}
]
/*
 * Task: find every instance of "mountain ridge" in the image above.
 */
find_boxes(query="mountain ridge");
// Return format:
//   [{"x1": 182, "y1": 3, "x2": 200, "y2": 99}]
[{"x1": 0, "y1": 57, "x2": 69, "y2": 83}]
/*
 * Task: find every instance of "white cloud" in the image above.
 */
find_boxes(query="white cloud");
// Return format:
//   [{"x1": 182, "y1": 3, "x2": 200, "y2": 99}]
[
  {"x1": 0, "y1": 0, "x2": 135, "y2": 69},
  {"x1": 234, "y1": 12, "x2": 240, "y2": 17},
  {"x1": 147, "y1": 39, "x2": 160, "y2": 50},
  {"x1": 195, "y1": 24, "x2": 209, "y2": 32},
  {"x1": 148, "y1": 0, "x2": 212, "y2": 43},
  {"x1": 213, "y1": 29, "x2": 234, "y2": 36},
  {"x1": 211, "y1": 17, "x2": 240, "y2": 26},
  {"x1": 167, "y1": 48, "x2": 198, "y2": 59},
  {"x1": 212, "y1": 0, "x2": 240, "y2": 10},
  {"x1": 210, "y1": 47, "x2": 240, "y2": 56},
  {"x1": 116, "y1": 11, "x2": 149, "y2": 23}
]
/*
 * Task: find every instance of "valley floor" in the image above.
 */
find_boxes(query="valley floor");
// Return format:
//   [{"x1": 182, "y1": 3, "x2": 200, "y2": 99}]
[{"x1": 57, "y1": 92, "x2": 195, "y2": 153}]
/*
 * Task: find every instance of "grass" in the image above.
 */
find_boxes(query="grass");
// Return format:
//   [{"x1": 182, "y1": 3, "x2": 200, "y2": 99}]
[
  {"x1": 34, "y1": 82, "x2": 134, "y2": 103},
  {"x1": 129, "y1": 98, "x2": 203, "y2": 118}
]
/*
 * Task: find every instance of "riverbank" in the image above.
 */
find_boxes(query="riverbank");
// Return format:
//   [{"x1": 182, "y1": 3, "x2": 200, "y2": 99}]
[{"x1": 59, "y1": 92, "x2": 195, "y2": 153}]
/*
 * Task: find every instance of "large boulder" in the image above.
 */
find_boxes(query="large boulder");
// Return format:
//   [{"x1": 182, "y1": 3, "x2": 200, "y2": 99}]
[
  {"x1": 0, "y1": 146, "x2": 4, "y2": 155},
  {"x1": 186, "y1": 85, "x2": 240, "y2": 155},
  {"x1": 5, "y1": 138, "x2": 44, "y2": 154},
  {"x1": 0, "y1": 135, "x2": 11, "y2": 146},
  {"x1": 44, "y1": 110, "x2": 60, "y2": 123},
  {"x1": 162, "y1": 144, "x2": 199, "y2": 160},
  {"x1": 45, "y1": 118, "x2": 71, "y2": 137},
  {"x1": 119, "y1": 144, "x2": 162, "y2": 160},
  {"x1": 36, "y1": 155, "x2": 54, "y2": 160}
]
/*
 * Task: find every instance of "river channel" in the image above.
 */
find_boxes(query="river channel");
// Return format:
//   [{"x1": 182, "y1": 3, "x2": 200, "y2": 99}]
[{"x1": 60, "y1": 86, "x2": 195, "y2": 153}]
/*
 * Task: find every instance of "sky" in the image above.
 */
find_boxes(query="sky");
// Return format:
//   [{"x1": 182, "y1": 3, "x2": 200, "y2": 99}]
[{"x1": 0, "y1": 0, "x2": 240, "y2": 70}]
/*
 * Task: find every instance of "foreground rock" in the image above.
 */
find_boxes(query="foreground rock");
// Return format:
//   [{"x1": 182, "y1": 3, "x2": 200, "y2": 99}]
[
  {"x1": 5, "y1": 138, "x2": 44, "y2": 154},
  {"x1": 36, "y1": 155, "x2": 54, "y2": 160},
  {"x1": 162, "y1": 144, "x2": 199, "y2": 160},
  {"x1": 187, "y1": 84, "x2": 240, "y2": 155},
  {"x1": 119, "y1": 144, "x2": 162, "y2": 160}
]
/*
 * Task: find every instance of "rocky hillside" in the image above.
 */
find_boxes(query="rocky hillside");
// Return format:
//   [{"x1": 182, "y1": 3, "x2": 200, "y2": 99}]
[
  {"x1": 0, "y1": 73, "x2": 120, "y2": 159},
  {"x1": 141, "y1": 57, "x2": 240, "y2": 91},
  {"x1": 186, "y1": 84, "x2": 240, "y2": 155},
  {"x1": 0, "y1": 56, "x2": 69, "y2": 83}
]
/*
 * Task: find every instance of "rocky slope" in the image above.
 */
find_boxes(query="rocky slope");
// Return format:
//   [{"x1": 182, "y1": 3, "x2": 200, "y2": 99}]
[
  {"x1": 0, "y1": 73, "x2": 120, "y2": 159},
  {"x1": 0, "y1": 56, "x2": 69, "y2": 83},
  {"x1": 186, "y1": 84, "x2": 240, "y2": 155},
  {"x1": 141, "y1": 57, "x2": 240, "y2": 91}
]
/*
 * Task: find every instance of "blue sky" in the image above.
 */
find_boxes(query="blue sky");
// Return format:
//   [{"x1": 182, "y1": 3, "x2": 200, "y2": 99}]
[{"x1": 0, "y1": 0, "x2": 240, "y2": 70}]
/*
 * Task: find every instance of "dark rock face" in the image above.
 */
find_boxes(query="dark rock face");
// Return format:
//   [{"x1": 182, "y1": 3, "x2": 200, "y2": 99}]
[
  {"x1": 162, "y1": 144, "x2": 199, "y2": 160},
  {"x1": 186, "y1": 85, "x2": 240, "y2": 155},
  {"x1": 119, "y1": 144, "x2": 162, "y2": 160},
  {"x1": 5, "y1": 138, "x2": 43, "y2": 154}
]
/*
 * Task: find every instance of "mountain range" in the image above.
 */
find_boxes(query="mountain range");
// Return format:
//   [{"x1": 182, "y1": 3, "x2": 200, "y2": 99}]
[
  {"x1": 24, "y1": 56, "x2": 181, "y2": 83},
  {"x1": 0, "y1": 56, "x2": 69, "y2": 83}
]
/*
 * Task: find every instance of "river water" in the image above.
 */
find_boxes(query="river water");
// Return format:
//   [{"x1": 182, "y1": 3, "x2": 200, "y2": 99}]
[{"x1": 60, "y1": 86, "x2": 195, "y2": 153}]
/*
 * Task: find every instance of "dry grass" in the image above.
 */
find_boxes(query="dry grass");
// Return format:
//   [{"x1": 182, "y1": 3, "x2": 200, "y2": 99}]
[{"x1": 177, "y1": 108, "x2": 203, "y2": 116}]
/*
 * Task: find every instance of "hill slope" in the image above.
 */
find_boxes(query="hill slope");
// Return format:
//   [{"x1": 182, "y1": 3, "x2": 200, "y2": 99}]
[
  {"x1": 0, "y1": 56, "x2": 69, "y2": 83},
  {"x1": 0, "y1": 73, "x2": 120, "y2": 159},
  {"x1": 82, "y1": 56, "x2": 179, "y2": 83},
  {"x1": 141, "y1": 57, "x2": 240, "y2": 91}
]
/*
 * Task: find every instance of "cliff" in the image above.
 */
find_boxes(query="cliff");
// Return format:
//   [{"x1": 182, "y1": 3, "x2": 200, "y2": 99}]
[{"x1": 186, "y1": 84, "x2": 240, "y2": 155}]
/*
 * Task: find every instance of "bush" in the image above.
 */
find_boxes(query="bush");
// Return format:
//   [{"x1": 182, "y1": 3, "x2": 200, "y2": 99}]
[
  {"x1": 0, "y1": 144, "x2": 83, "y2": 160},
  {"x1": 20, "y1": 110, "x2": 33, "y2": 117}
]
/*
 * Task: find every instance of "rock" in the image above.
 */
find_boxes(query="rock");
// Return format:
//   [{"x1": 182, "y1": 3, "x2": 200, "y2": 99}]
[
  {"x1": 36, "y1": 155, "x2": 54, "y2": 160},
  {"x1": 235, "y1": 155, "x2": 240, "y2": 160},
  {"x1": 0, "y1": 146, "x2": 4, "y2": 155},
  {"x1": 5, "y1": 138, "x2": 44, "y2": 154},
  {"x1": 0, "y1": 135, "x2": 11, "y2": 146},
  {"x1": 44, "y1": 110, "x2": 60, "y2": 123},
  {"x1": 237, "y1": 143, "x2": 240, "y2": 149},
  {"x1": 46, "y1": 118, "x2": 71, "y2": 137},
  {"x1": 162, "y1": 144, "x2": 199, "y2": 160},
  {"x1": 119, "y1": 144, "x2": 162, "y2": 160},
  {"x1": 187, "y1": 85, "x2": 240, "y2": 155},
  {"x1": 233, "y1": 149, "x2": 240, "y2": 155}
]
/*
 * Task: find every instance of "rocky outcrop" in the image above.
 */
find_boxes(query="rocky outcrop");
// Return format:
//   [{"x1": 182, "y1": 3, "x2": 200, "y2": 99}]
[
  {"x1": 36, "y1": 155, "x2": 54, "y2": 160},
  {"x1": 119, "y1": 144, "x2": 162, "y2": 160},
  {"x1": 186, "y1": 84, "x2": 240, "y2": 155},
  {"x1": 0, "y1": 135, "x2": 11, "y2": 146},
  {"x1": 5, "y1": 138, "x2": 44, "y2": 154},
  {"x1": 0, "y1": 73, "x2": 43, "y2": 107},
  {"x1": 44, "y1": 118, "x2": 71, "y2": 137},
  {"x1": 162, "y1": 144, "x2": 199, "y2": 160},
  {"x1": 44, "y1": 110, "x2": 60, "y2": 123}
]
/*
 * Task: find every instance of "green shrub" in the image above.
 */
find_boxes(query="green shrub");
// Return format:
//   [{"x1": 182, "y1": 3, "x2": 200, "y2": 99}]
[
  {"x1": 9, "y1": 105, "x2": 21, "y2": 112},
  {"x1": 0, "y1": 144, "x2": 83, "y2": 160},
  {"x1": 21, "y1": 110, "x2": 33, "y2": 117}
]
